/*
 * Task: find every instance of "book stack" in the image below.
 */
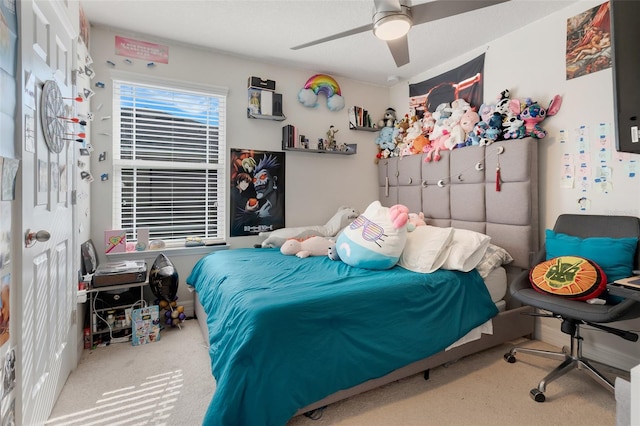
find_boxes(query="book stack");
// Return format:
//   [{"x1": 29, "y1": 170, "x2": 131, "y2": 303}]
[
  {"x1": 282, "y1": 124, "x2": 297, "y2": 149},
  {"x1": 348, "y1": 106, "x2": 373, "y2": 129}
]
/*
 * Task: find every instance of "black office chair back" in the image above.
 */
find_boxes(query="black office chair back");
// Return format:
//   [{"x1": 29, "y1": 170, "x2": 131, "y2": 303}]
[{"x1": 513, "y1": 214, "x2": 640, "y2": 324}]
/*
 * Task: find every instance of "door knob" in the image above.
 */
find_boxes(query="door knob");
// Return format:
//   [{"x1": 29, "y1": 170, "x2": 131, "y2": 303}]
[{"x1": 25, "y1": 229, "x2": 51, "y2": 247}]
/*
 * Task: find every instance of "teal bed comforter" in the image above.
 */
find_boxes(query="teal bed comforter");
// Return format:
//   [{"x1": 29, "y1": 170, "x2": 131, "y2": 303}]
[{"x1": 187, "y1": 248, "x2": 499, "y2": 426}]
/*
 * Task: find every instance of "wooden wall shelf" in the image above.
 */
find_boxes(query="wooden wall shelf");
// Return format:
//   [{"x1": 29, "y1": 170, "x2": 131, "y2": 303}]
[
  {"x1": 284, "y1": 144, "x2": 357, "y2": 155},
  {"x1": 248, "y1": 112, "x2": 286, "y2": 121},
  {"x1": 349, "y1": 125, "x2": 378, "y2": 132}
]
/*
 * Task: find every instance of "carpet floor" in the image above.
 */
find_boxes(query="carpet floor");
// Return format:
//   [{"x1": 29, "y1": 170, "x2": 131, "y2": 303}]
[{"x1": 47, "y1": 319, "x2": 621, "y2": 425}]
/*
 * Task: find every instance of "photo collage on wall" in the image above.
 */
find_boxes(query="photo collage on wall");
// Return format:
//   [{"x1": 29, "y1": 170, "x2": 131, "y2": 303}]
[{"x1": 230, "y1": 149, "x2": 285, "y2": 237}]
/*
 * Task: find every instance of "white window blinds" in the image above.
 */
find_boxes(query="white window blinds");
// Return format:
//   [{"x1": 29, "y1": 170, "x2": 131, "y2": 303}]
[{"x1": 112, "y1": 79, "x2": 226, "y2": 244}]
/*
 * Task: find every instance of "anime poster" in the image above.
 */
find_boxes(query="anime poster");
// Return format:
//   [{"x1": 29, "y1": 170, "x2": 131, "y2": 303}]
[
  {"x1": 230, "y1": 149, "x2": 285, "y2": 237},
  {"x1": 566, "y1": 2, "x2": 611, "y2": 80},
  {"x1": 409, "y1": 54, "x2": 484, "y2": 118}
]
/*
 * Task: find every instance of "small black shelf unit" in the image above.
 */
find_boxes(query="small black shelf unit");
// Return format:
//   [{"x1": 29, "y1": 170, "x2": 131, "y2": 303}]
[{"x1": 87, "y1": 280, "x2": 148, "y2": 348}]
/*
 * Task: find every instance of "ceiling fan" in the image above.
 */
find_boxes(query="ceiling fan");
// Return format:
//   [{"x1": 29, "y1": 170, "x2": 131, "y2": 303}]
[{"x1": 291, "y1": 0, "x2": 509, "y2": 68}]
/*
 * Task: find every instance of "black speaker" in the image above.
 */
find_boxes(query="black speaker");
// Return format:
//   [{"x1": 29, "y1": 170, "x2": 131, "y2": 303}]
[
  {"x1": 611, "y1": 0, "x2": 640, "y2": 154},
  {"x1": 273, "y1": 93, "x2": 283, "y2": 117}
]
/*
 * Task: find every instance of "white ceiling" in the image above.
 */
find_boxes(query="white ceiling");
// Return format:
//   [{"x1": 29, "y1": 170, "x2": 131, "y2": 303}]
[{"x1": 80, "y1": 0, "x2": 577, "y2": 87}]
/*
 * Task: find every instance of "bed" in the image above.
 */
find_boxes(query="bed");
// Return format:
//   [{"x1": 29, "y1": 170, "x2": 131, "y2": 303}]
[{"x1": 188, "y1": 139, "x2": 539, "y2": 425}]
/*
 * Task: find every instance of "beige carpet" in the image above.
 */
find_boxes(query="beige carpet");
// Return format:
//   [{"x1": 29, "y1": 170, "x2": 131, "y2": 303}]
[
  {"x1": 48, "y1": 319, "x2": 620, "y2": 425},
  {"x1": 47, "y1": 320, "x2": 215, "y2": 426}
]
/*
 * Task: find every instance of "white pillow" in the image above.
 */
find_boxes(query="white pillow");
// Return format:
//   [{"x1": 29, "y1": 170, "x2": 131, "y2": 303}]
[
  {"x1": 398, "y1": 226, "x2": 454, "y2": 273},
  {"x1": 441, "y1": 228, "x2": 491, "y2": 272}
]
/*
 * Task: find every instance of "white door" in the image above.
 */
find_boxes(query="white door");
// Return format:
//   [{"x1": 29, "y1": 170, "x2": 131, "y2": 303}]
[{"x1": 17, "y1": 1, "x2": 78, "y2": 424}]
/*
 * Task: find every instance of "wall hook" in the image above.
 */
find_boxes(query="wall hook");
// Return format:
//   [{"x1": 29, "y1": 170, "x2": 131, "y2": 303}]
[{"x1": 475, "y1": 162, "x2": 484, "y2": 171}]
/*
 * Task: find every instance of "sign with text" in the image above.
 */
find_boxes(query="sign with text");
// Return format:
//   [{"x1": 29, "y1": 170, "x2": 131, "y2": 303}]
[{"x1": 115, "y1": 35, "x2": 169, "y2": 64}]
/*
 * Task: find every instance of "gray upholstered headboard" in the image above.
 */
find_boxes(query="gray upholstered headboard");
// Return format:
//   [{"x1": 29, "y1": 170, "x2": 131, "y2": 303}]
[{"x1": 378, "y1": 139, "x2": 539, "y2": 271}]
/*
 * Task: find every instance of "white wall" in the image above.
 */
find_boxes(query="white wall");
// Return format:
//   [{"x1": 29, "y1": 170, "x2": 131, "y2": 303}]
[
  {"x1": 391, "y1": 0, "x2": 640, "y2": 370},
  {"x1": 87, "y1": 25, "x2": 389, "y2": 315}
]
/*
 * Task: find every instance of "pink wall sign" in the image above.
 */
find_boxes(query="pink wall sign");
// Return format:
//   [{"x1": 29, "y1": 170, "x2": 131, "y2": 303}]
[{"x1": 115, "y1": 36, "x2": 169, "y2": 64}]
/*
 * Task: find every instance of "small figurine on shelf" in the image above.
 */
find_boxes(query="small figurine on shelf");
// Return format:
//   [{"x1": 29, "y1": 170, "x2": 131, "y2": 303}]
[
  {"x1": 317, "y1": 138, "x2": 324, "y2": 150},
  {"x1": 248, "y1": 89, "x2": 261, "y2": 115},
  {"x1": 326, "y1": 125, "x2": 339, "y2": 150}
]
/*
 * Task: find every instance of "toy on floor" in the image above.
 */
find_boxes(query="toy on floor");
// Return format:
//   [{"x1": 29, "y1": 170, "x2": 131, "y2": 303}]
[{"x1": 157, "y1": 297, "x2": 186, "y2": 327}]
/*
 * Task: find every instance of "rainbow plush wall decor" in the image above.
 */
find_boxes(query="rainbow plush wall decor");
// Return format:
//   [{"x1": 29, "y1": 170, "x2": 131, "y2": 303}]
[{"x1": 297, "y1": 74, "x2": 345, "y2": 111}]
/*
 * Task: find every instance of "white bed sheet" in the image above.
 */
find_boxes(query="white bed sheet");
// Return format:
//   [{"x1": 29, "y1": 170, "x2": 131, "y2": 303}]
[{"x1": 446, "y1": 266, "x2": 508, "y2": 351}]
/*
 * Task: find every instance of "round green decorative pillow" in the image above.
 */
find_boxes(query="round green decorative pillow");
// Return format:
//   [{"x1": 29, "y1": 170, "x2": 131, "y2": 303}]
[{"x1": 529, "y1": 256, "x2": 607, "y2": 301}]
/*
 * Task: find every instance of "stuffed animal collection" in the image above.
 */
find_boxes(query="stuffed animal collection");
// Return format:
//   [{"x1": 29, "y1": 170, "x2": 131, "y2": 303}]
[
  {"x1": 374, "y1": 98, "x2": 480, "y2": 163},
  {"x1": 373, "y1": 89, "x2": 563, "y2": 162},
  {"x1": 469, "y1": 90, "x2": 562, "y2": 145}
]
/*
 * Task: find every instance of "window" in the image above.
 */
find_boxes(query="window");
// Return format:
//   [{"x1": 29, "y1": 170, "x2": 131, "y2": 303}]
[{"x1": 112, "y1": 78, "x2": 227, "y2": 245}]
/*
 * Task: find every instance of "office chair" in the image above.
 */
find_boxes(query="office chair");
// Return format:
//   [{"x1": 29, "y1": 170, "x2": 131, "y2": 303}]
[{"x1": 504, "y1": 214, "x2": 640, "y2": 402}]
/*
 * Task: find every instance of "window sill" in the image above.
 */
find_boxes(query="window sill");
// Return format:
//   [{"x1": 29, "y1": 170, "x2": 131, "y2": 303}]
[{"x1": 105, "y1": 243, "x2": 229, "y2": 261}]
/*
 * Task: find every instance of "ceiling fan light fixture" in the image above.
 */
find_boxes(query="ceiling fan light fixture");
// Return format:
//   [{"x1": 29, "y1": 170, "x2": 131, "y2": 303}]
[{"x1": 373, "y1": 8, "x2": 412, "y2": 41}]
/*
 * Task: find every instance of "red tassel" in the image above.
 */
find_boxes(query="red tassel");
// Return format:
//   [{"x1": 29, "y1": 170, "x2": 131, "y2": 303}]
[{"x1": 496, "y1": 167, "x2": 501, "y2": 192}]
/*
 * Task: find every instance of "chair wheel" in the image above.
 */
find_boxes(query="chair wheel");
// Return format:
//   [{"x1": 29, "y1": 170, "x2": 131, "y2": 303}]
[
  {"x1": 504, "y1": 353, "x2": 516, "y2": 363},
  {"x1": 530, "y1": 388, "x2": 545, "y2": 402}
]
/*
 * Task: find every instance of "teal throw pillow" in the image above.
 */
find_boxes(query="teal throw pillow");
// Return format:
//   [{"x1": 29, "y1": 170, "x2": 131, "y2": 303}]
[{"x1": 545, "y1": 230, "x2": 637, "y2": 283}]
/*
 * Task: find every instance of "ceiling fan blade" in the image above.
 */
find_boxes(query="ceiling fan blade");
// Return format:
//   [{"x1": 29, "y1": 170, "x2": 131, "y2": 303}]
[
  {"x1": 386, "y1": 35, "x2": 410, "y2": 67},
  {"x1": 291, "y1": 23, "x2": 373, "y2": 50},
  {"x1": 410, "y1": 0, "x2": 509, "y2": 26}
]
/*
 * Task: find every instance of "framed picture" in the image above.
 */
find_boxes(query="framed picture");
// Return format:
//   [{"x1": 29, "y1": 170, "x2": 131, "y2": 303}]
[
  {"x1": 565, "y1": 2, "x2": 611, "y2": 80},
  {"x1": 230, "y1": 149, "x2": 285, "y2": 237}
]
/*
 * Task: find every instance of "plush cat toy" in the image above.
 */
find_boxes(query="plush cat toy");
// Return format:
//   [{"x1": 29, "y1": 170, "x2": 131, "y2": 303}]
[{"x1": 334, "y1": 201, "x2": 409, "y2": 270}]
